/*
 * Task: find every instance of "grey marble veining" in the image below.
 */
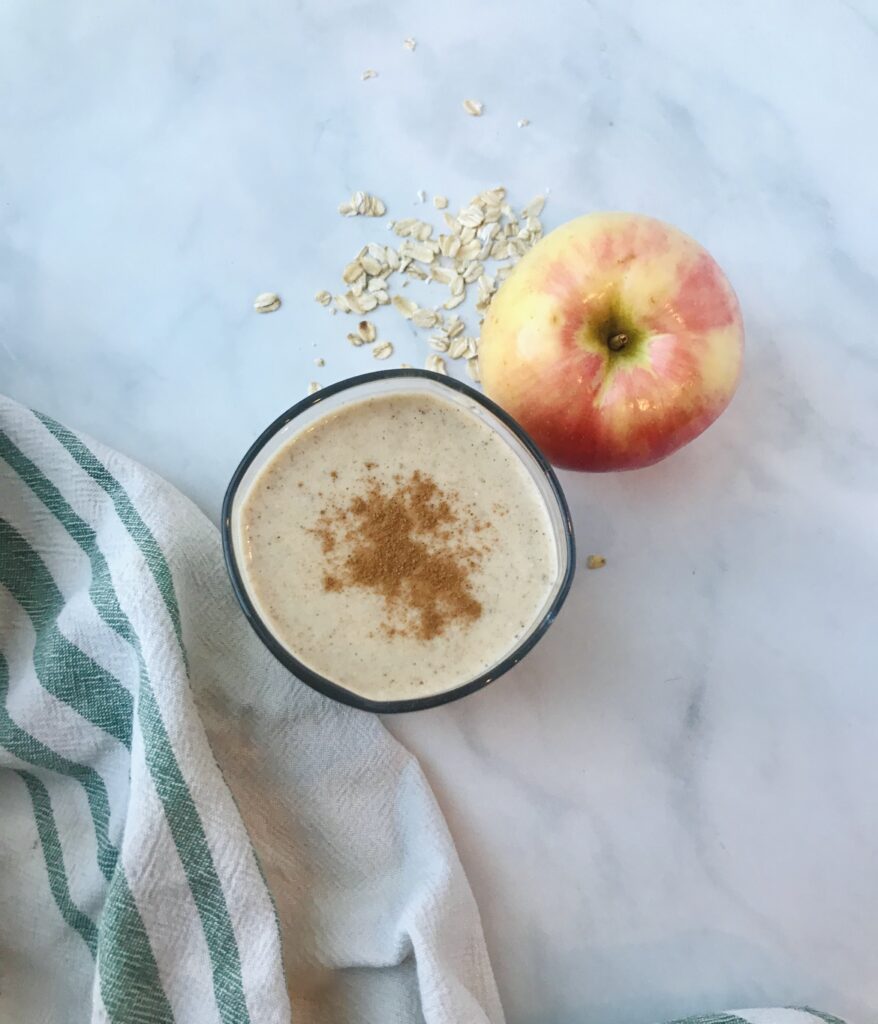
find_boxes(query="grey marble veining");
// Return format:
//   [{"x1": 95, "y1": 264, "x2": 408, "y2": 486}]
[{"x1": 2, "y1": 1, "x2": 877, "y2": 1021}]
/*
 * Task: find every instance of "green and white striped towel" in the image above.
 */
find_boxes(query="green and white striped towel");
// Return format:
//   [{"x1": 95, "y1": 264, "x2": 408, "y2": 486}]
[
  {"x1": 0, "y1": 396, "x2": 852, "y2": 1024},
  {"x1": 0, "y1": 395, "x2": 504, "y2": 1024}
]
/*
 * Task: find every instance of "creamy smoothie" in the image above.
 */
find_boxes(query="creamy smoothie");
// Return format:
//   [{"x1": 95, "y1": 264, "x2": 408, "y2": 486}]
[{"x1": 237, "y1": 391, "x2": 559, "y2": 702}]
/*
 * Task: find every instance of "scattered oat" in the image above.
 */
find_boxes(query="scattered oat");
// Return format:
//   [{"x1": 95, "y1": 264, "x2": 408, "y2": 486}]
[
  {"x1": 586, "y1": 555, "x2": 607, "y2": 570},
  {"x1": 314, "y1": 290, "x2": 332, "y2": 306},
  {"x1": 314, "y1": 357, "x2": 325, "y2": 367},
  {"x1": 253, "y1": 292, "x2": 281, "y2": 314},
  {"x1": 403, "y1": 36, "x2": 417, "y2": 51},
  {"x1": 412, "y1": 307, "x2": 441, "y2": 329},
  {"x1": 361, "y1": 69, "x2": 378, "y2": 80},
  {"x1": 426, "y1": 354, "x2": 448, "y2": 374},
  {"x1": 459, "y1": 238, "x2": 481, "y2": 260},
  {"x1": 523, "y1": 195, "x2": 545, "y2": 218},
  {"x1": 447, "y1": 336, "x2": 469, "y2": 360},
  {"x1": 392, "y1": 295, "x2": 418, "y2": 319},
  {"x1": 517, "y1": 118, "x2": 530, "y2": 128},
  {"x1": 338, "y1": 191, "x2": 386, "y2": 217},
  {"x1": 460, "y1": 336, "x2": 479, "y2": 360},
  {"x1": 431, "y1": 265, "x2": 455, "y2": 286},
  {"x1": 372, "y1": 341, "x2": 394, "y2": 360},
  {"x1": 330, "y1": 183, "x2": 548, "y2": 374},
  {"x1": 462, "y1": 99, "x2": 484, "y2": 117},
  {"x1": 399, "y1": 362, "x2": 413, "y2": 368},
  {"x1": 307, "y1": 381, "x2": 321, "y2": 395},
  {"x1": 458, "y1": 204, "x2": 484, "y2": 228},
  {"x1": 441, "y1": 234, "x2": 461, "y2": 259},
  {"x1": 357, "y1": 255, "x2": 381, "y2": 277},
  {"x1": 462, "y1": 261, "x2": 483, "y2": 284},
  {"x1": 406, "y1": 240, "x2": 437, "y2": 264}
]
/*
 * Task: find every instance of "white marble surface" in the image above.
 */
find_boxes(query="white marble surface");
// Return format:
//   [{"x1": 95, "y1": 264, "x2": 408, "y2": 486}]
[{"x1": 3, "y1": 1, "x2": 878, "y2": 1021}]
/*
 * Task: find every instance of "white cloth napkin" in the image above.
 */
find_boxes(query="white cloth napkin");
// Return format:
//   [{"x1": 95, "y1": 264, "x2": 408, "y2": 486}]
[{"x1": 0, "y1": 395, "x2": 505, "y2": 1024}]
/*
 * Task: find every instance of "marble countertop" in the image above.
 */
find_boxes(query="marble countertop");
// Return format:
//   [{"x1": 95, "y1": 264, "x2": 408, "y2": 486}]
[{"x1": 3, "y1": 1, "x2": 877, "y2": 1021}]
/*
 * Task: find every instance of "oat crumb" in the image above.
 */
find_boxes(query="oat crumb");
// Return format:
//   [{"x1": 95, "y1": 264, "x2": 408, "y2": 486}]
[{"x1": 254, "y1": 292, "x2": 281, "y2": 314}]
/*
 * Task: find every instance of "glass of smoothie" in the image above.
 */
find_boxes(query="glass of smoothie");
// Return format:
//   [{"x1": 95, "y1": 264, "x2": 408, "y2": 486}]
[{"x1": 222, "y1": 370, "x2": 575, "y2": 712}]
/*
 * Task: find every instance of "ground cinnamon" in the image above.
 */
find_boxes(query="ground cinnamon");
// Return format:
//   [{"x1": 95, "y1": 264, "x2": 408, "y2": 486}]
[{"x1": 316, "y1": 469, "x2": 486, "y2": 640}]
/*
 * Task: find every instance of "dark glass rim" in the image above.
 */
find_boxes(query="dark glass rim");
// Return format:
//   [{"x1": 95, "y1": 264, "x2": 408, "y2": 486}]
[{"x1": 221, "y1": 369, "x2": 576, "y2": 713}]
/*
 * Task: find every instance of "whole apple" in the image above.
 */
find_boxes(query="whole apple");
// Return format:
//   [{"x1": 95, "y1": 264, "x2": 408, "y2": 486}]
[{"x1": 479, "y1": 212, "x2": 744, "y2": 471}]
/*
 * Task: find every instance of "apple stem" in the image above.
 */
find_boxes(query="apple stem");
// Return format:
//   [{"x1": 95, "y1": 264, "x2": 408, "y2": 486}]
[{"x1": 607, "y1": 332, "x2": 629, "y2": 352}]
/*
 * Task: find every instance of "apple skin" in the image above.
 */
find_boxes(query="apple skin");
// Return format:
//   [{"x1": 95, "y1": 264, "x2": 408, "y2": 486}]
[{"x1": 479, "y1": 212, "x2": 744, "y2": 471}]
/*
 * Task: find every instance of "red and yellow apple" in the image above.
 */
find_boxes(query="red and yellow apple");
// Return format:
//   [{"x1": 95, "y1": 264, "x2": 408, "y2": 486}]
[{"x1": 479, "y1": 212, "x2": 744, "y2": 471}]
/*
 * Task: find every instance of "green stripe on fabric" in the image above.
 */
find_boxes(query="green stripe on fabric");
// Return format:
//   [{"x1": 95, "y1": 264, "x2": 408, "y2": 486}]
[
  {"x1": 0, "y1": 651, "x2": 117, "y2": 881},
  {"x1": 666, "y1": 1016, "x2": 753, "y2": 1024},
  {"x1": 15, "y1": 769, "x2": 99, "y2": 956},
  {"x1": 2, "y1": 425, "x2": 195, "y2": 1023},
  {"x1": 0, "y1": 431, "x2": 137, "y2": 647},
  {"x1": 35, "y1": 413, "x2": 186, "y2": 659},
  {"x1": 0, "y1": 653, "x2": 174, "y2": 1022},
  {"x1": 32, "y1": 417, "x2": 252, "y2": 1024},
  {"x1": 138, "y1": 675, "x2": 250, "y2": 1022},
  {"x1": 97, "y1": 872, "x2": 175, "y2": 1024},
  {"x1": 0, "y1": 519, "x2": 132, "y2": 748},
  {"x1": 789, "y1": 1009, "x2": 848, "y2": 1024}
]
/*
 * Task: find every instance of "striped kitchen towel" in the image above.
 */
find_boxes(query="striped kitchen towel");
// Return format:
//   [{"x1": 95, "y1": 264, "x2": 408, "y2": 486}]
[{"x1": 0, "y1": 394, "x2": 504, "y2": 1024}]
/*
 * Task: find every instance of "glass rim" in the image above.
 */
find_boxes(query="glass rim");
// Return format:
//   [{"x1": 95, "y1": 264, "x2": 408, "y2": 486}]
[{"x1": 221, "y1": 369, "x2": 577, "y2": 713}]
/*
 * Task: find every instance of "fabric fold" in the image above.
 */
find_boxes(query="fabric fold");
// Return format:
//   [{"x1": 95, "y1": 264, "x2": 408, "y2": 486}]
[{"x1": 0, "y1": 395, "x2": 504, "y2": 1024}]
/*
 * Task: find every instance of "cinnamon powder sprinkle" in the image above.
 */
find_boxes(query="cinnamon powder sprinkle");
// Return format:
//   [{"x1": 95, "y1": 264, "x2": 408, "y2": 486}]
[{"x1": 316, "y1": 470, "x2": 486, "y2": 640}]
